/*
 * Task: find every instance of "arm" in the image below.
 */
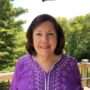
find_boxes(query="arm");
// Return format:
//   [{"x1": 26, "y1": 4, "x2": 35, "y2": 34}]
[
  {"x1": 71, "y1": 59, "x2": 83, "y2": 90},
  {"x1": 9, "y1": 61, "x2": 19, "y2": 90}
]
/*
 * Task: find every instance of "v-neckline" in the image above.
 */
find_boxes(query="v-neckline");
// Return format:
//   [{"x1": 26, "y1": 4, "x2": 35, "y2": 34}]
[{"x1": 31, "y1": 54, "x2": 64, "y2": 74}]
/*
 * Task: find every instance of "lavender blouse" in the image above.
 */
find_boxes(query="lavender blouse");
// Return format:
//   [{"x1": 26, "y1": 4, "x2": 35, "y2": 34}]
[{"x1": 10, "y1": 54, "x2": 83, "y2": 90}]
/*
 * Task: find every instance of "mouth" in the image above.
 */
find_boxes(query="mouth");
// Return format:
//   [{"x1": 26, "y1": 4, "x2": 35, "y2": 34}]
[{"x1": 40, "y1": 46, "x2": 50, "y2": 49}]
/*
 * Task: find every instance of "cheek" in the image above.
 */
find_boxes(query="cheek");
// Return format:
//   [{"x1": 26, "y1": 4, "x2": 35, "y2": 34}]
[
  {"x1": 52, "y1": 36, "x2": 57, "y2": 43},
  {"x1": 50, "y1": 37, "x2": 57, "y2": 48},
  {"x1": 54, "y1": 40, "x2": 57, "y2": 48},
  {"x1": 33, "y1": 38, "x2": 40, "y2": 47}
]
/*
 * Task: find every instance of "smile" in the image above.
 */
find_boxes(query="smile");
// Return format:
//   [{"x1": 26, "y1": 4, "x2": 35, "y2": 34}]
[{"x1": 40, "y1": 46, "x2": 50, "y2": 49}]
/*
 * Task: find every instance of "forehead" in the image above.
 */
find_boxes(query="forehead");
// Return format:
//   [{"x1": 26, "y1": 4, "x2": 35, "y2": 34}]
[{"x1": 33, "y1": 21, "x2": 55, "y2": 32}]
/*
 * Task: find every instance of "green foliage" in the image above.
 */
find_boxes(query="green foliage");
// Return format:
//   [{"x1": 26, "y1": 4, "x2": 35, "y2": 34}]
[
  {"x1": 0, "y1": 0, "x2": 27, "y2": 72},
  {"x1": 56, "y1": 17, "x2": 70, "y2": 32},
  {"x1": 65, "y1": 14, "x2": 90, "y2": 61},
  {"x1": 13, "y1": 31, "x2": 27, "y2": 59},
  {"x1": 0, "y1": 0, "x2": 27, "y2": 30},
  {"x1": 0, "y1": 28, "x2": 15, "y2": 59},
  {"x1": 56, "y1": 14, "x2": 90, "y2": 62},
  {"x1": 0, "y1": 0, "x2": 90, "y2": 73}
]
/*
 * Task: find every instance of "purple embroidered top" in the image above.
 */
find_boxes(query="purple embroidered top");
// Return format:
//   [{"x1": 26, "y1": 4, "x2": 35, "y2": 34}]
[{"x1": 10, "y1": 54, "x2": 83, "y2": 90}]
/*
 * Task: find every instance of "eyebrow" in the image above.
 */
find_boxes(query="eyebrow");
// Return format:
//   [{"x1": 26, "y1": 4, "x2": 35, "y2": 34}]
[{"x1": 35, "y1": 29, "x2": 55, "y2": 32}]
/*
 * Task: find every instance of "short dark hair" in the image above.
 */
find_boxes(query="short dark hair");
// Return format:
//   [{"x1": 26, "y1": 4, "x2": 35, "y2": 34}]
[{"x1": 26, "y1": 14, "x2": 65, "y2": 56}]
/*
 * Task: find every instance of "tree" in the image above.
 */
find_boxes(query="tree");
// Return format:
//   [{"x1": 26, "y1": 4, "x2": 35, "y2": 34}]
[
  {"x1": 65, "y1": 14, "x2": 90, "y2": 61},
  {"x1": 0, "y1": 0, "x2": 27, "y2": 71},
  {"x1": 56, "y1": 17, "x2": 70, "y2": 53},
  {"x1": 56, "y1": 14, "x2": 90, "y2": 62}
]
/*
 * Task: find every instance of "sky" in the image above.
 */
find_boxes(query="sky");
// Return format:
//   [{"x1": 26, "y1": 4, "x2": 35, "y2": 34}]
[{"x1": 13, "y1": 0, "x2": 90, "y2": 31}]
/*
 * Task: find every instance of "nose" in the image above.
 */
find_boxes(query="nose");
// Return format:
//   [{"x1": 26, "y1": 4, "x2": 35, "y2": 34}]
[{"x1": 41, "y1": 35, "x2": 49, "y2": 43}]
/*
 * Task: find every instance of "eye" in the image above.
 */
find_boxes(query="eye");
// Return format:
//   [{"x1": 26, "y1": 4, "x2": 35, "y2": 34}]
[
  {"x1": 48, "y1": 32, "x2": 54, "y2": 35},
  {"x1": 36, "y1": 33, "x2": 42, "y2": 36}
]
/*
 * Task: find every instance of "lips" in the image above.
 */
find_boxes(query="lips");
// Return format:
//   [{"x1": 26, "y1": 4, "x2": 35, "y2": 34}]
[{"x1": 40, "y1": 46, "x2": 50, "y2": 49}]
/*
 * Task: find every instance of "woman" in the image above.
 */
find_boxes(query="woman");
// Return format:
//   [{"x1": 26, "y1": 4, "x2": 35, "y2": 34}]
[{"x1": 10, "y1": 14, "x2": 83, "y2": 90}]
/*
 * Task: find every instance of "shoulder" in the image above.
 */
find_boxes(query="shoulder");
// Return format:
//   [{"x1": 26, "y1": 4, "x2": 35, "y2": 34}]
[
  {"x1": 63, "y1": 54, "x2": 77, "y2": 61},
  {"x1": 62, "y1": 54, "x2": 78, "y2": 65},
  {"x1": 61, "y1": 54, "x2": 79, "y2": 73},
  {"x1": 15, "y1": 53, "x2": 32, "y2": 67}
]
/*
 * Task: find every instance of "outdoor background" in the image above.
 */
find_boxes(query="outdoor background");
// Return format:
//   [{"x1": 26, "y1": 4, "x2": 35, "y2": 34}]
[
  {"x1": 0, "y1": 0, "x2": 90, "y2": 90},
  {"x1": 0, "y1": 0, "x2": 90, "y2": 74}
]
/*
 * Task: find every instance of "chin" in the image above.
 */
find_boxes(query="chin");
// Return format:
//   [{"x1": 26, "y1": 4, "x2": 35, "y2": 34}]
[{"x1": 40, "y1": 52, "x2": 52, "y2": 56}]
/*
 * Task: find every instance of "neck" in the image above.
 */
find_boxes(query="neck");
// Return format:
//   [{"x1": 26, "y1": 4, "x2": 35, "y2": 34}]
[
  {"x1": 34, "y1": 54, "x2": 60, "y2": 64},
  {"x1": 33, "y1": 54, "x2": 61, "y2": 73}
]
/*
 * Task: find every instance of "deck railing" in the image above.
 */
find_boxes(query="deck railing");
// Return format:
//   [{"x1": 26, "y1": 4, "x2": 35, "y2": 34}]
[{"x1": 78, "y1": 59, "x2": 90, "y2": 87}]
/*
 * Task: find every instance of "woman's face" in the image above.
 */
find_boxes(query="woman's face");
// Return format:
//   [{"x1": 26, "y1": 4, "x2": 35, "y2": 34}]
[{"x1": 33, "y1": 21, "x2": 57, "y2": 57}]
